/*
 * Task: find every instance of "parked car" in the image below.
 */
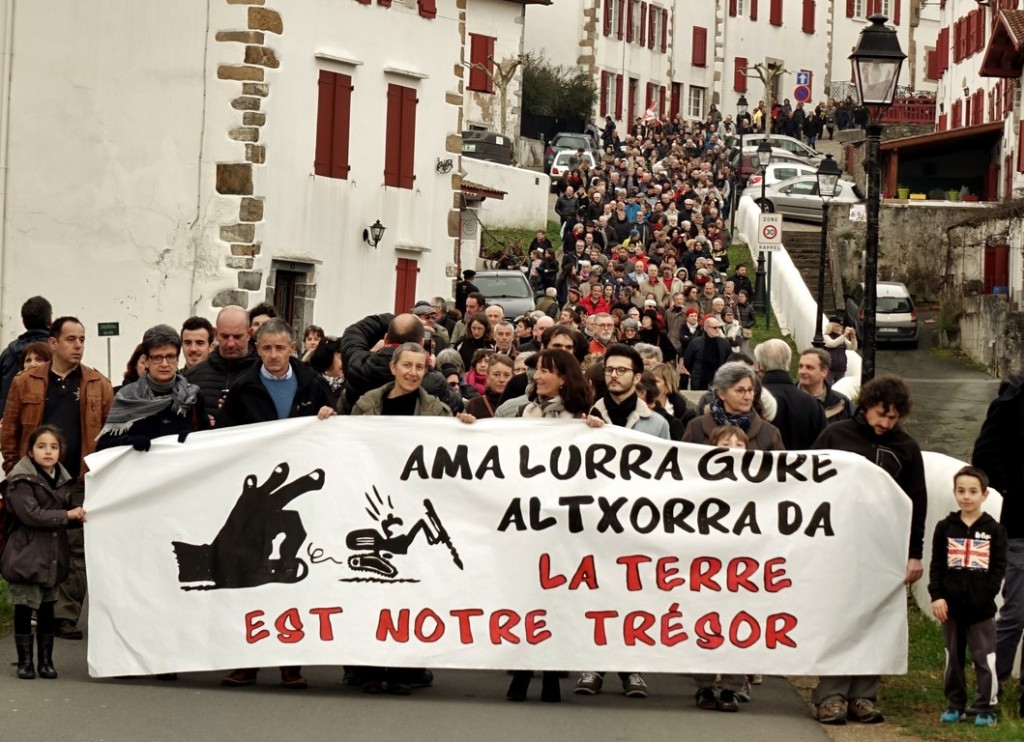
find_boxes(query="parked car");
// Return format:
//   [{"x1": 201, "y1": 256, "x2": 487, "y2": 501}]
[
  {"x1": 729, "y1": 146, "x2": 816, "y2": 187},
  {"x1": 543, "y1": 131, "x2": 599, "y2": 172},
  {"x1": 747, "y1": 161, "x2": 818, "y2": 188},
  {"x1": 549, "y1": 150, "x2": 596, "y2": 192},
  {"x1": 742, "y1": 133, "x2": 824, "y2": 164},
  {"x1": 742, "y1": 175, "x2": 864, "y2": 222},
  {"x1": 461, "y1": 130, "x2": 513, "y2": 165},
  {"x1": 844, "y1": 281, "x2": 919, "y2": 348},
  {"x1": 470, "y1": 270, "x2": 537, "y2": 318}
]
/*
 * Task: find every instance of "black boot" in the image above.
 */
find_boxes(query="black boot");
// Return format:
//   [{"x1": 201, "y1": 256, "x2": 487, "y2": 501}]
[
  {"x1": 540, "y1": 671, "x2": 561, "y2": 703},
  {"x1": 36, "y1": 635, "x2": 57, "y2": 679},
  {"x1": 15, "y1": 635, "x2": 35, "y2": 679},
  {"x1": 506, "y1": 670, "x2": 531, "y2": 701}
]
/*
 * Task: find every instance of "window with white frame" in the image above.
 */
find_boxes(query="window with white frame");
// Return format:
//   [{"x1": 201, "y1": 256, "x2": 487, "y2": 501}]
[
  {"x1": 852, "y1": 0, "x2": 863, "y2": 16},
  {"x1": 688, "y1": 86, "x2": 705, "y2": 119},
  {"x1": 651, "y1": 6, "x2": 660, "y2": 46},
  {"x1": 632, "y1": 0, "x2": 642, "y2": 41},
  {"x1": 737, "y1": 0, "x2": 745, "y2": 13},
  {"x1": 611, "y1": 0, "x2": 620, "y2": 32},
  {"x1": 605, "y1": 73, "x2": 618, "y2": 116}
]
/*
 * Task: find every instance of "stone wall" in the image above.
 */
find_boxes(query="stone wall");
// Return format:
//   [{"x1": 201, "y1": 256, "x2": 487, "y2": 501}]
[{"x1": 959, "y1": 295, "x2": 1024, "y2": 377}]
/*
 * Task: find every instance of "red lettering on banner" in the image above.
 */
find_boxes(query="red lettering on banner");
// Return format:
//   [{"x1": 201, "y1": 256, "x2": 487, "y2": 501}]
[
  {"x1": 764, "y1": 558, "x2": 792, "y2": 592},
  {"x1": 624, "y1": 610, "x2": 657, "y2": 645},
  {"x1": 766, "y1": 613, "x2": 798, "y2": 648},
  {"x1": 728, "y1": 611, "x2": 761, "y2": 648},
  {"x1": 376, "y1": 609, "x2": 411, "y2": 642},
  {"x1": 660, "y1": 603, "x2": 688, "y2": 645},
  {"x1": 310, "y1": 606, "x2": 344, "y2": 641},
  {"x1": 695, "y1": 611, "x2": 724, "y2": 649},
  {"x1": 726, "y1": 557, "x2": 759, "y2": 592},
  {"x1": 691, "y1": 557, "x2": 723, "y2": 591},
  {"x1": 245, "y1": 610, "x2": 270, "y2": 644},
  {"x1": 525, "y1": 610, "x2": 552, "y2": 644},
  {"x1": 538, "y1": 553, "x2": 567, "y2": 589},
  {"x1": 275, "y1": 608, "x2": 305, "y2": 643},
  {"x1": 451, "y1": 608, "x2": 485, "y2": 644},
  {"x1": 415, "y1": 609, "x2": 445, "y2": 642},
  {"x1": 656, "y1": 557, "x2": 684, "y2": 590},
  {"x1": 489, "y1": 609, "x2": 521, "y2": 644},
  {"x1": 616, "y1": 554, "x2": 652, "y2": 590},
  {"x1": 568, "y1": 555, "x2": 599, "y2": 590},
  {"x1": 585, "y1": 610, "x2": 619, "y2": 645}
]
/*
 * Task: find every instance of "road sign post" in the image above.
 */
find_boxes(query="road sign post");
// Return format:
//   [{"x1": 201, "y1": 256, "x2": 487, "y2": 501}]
[
  {"x1": 757, "y1": 214, "x2": 783, "y2": 331},
  {"x1": 98, "y1": 322, "x2": 120, "y2": 382}
]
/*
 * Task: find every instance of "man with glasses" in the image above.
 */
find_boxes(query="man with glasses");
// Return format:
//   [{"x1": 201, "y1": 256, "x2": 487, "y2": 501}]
[
  {"x1": 683, "y1": 316, "x2": 732, "y2": 391},
  {"x1": 588, "y1": 313, "x2": 617, "y2": 355},
  {"x1": 576, "y1": 344, "x2": 669, "y2": 699}
]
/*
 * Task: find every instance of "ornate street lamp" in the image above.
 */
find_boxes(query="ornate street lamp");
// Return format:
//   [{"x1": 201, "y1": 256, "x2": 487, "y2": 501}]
[
  {"x1": 812, "y1": 154, "x2": 842, "y2": 348},
  {"x1": 752, "y1": 140, "x2": 773, "y2": 316},
  {"x1": 849, "y1": 14, "x2": 905, "y2": 383}
]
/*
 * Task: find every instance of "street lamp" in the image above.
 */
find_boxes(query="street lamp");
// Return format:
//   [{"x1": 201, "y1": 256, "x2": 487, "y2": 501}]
[
  {"x1": 812, "y1": 154, "x2": 842, "y2": 348},
  {"x1": 752, "y1": 140, "x2": 773, "y2": 317},
  {"x1": 730, "y1": 94, "x2": 749, "y2": 234},
  {"x1": 849, "y1": 14, "x2": 906, "y2": 384}
]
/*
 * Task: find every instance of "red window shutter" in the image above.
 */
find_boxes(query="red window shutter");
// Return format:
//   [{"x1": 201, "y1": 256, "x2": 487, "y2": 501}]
[
  {"x1": 468, "y1": 35, "x2": 495, "y2": 93},
  {"x1": 648, "y1": 4, "x2": 656, "y2": 49},
  {"x1": 893, "y1": 0, "x2": 901, "y2": 25},
  {"x1": 315, "y1": 71, "x2": 335, "y2": 177},
  {"x1": 846, "y1": 0, "x2": 854, "y2": 16},
  {"x1": 940, "y1": 27, "x2": 949, "y2": 72},
  {"x1": 394, "y1": 259, "x2": 419, "y2": 316},
  {"x1": 1018, "y1": 122, "x2": 1024, "y2": 171},
  {"x1": 730, "y1": 0, "x2": 738, "y2": 16},
  {"x1": 734, "y1": 56, "x2": 748, "y2": 92},
  {"x1": 938, "y1": 113, "x2": 947, "y2": 132},
  {"x1": 645, "y1": 82, "x2": 653, "y2": 110},
  {"x1": 627, "y1": 0, "x2": 634, "y2": 42},
  {"x1": 751, "y1": 0, "x2": 758, "y2": 21},
  {"x1": 601, "y1": 71, "x2": 609, "y2": 116},
  {"x1": 331, "y1": 74, "x2": 353, "y2": 178},
  {"x1": 617, "y1": 0, "x2": 625, "y2": 39},
  {"x1": 385, "y1": 84, "x2": 417, "y2": 189},
  {"x1": 377, "y1": 0, "x2": 391, "y2": 6},
  {"x1": 417, "y1": 0, "x2": 436, "y2": 19},
  {"x1": 356, "y1": 0, "x2": 371, "y2": 4},
  {"x1": 615, "y1": 73, "x2": 624, "y2": 118},
  {"x1": 640, "y1": 2, "x2": 647, "y2": 45},
  {"x1": 661, "y1": 9, "x2": 668, "y2": 52},
  {"x1": 692, "y1": 26, "x2": 707, "y2": 67},
  {"x1": 670, "y1": 82, "x2": 681, "y2": 119},
  {"x1": 802, "y1": 0, "x2": 814, "y2": 33},
  {"x1": 659, "y1": 85, "x2": 666, "y2": 118},
  {"x1": 925, "y1": 49, "x2": 936, "y2": 80},
  {"x1": 978, "y1": 9, "x2": 986, "y2": 52},
  {"x1": 770, "y1": 0, "x2": 782, "y2": 26},
  {"x1": 604, "y1": 0, "x2": 612, "y2": 36}
]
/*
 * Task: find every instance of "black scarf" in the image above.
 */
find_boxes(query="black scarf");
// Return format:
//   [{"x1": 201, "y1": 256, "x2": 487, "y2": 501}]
[{"x1": 604, "y1": 393, "x2": 637, "y2": 427}]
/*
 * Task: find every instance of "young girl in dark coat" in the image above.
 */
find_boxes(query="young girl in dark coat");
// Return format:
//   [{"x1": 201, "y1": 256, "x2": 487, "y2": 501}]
[{"x1": 1, "y1": 425, "x2": 85, "y2": 679}]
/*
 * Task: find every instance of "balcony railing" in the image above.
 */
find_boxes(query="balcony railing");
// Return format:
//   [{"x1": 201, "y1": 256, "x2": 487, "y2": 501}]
[{"x1": 878, "y1": 99, "x2": 936, "y2": 125}]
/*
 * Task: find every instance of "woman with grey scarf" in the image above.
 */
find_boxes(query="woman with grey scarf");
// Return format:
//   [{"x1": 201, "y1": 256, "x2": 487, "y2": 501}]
[{"x1": 97, "y1": 325, "x2": 208, "y2": 452}]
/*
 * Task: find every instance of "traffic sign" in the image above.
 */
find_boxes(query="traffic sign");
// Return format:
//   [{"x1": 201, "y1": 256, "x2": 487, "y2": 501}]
[
  {"x1": 796, "y1": 70, "x2": 811, "y2": 86},
  {"x1": 97, "y1": 322, "x2": 120, "y2": 337},
  {"x1": 758, "y1": 213, "x2": 783, "y2": 251},
  {"x1": 793, "y1": 85, "x2": 811, "y2": 103}
]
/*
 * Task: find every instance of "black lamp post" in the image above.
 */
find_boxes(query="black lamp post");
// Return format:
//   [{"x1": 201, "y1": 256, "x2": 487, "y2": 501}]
[
  {"x1": 730, "y1": 94, "x2": 749, "y2": 234},
  {"x1": 752, "y1": 140, "x2": 773, "y2": 319},
  {"x1": 849, "y1": 14, "x2": 906, "y2": 384},
  {"x1": 812, "y1": 154, "x2": 842, "y2": 348}
]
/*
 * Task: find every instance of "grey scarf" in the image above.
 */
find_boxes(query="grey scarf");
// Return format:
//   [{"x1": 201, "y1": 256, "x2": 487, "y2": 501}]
[{"x1": 98, "y1": 374, "x2": 200, "y2": 438}]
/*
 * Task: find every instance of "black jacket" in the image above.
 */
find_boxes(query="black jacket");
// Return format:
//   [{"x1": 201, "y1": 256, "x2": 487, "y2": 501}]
[
  {"x1": 338, "y1": 314, "x2": 462, "y2": 415},
  {"x1": 761, "y1": 370, "x2": 826, "y2": 450},
  {"x1": 928, "y1": 511, "x2": 1007, "y2": 623},
  {"x1": 812, "y1": 411, "x2": 928, "y2": 559},
  {"x1": 96, "y1": 390, "x2": 209, "y2": 450},
  {"x1": 220, "y1": 359, "x2": 332, "y2": 427},
  {"x1": 184, "y1": 350, "x2": 260, "y2": 426},
  {"x1": 683, "y1": 336, "x2": 731, "y2": 391},
  {"x1": 973, "y1": 374, "x2": 1024, "y2": 538},
  {"x1": 0, "y1": 329, "x2": 49, "y2": 418}
]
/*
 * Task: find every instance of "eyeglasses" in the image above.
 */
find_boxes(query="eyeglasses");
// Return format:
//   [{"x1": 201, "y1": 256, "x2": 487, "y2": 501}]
[
  {"x1": 148, "y1": 353, "x2": 179, "y2": 365},
  {"x1": 604, "y1": 366, "x2": 635, "y2": 377}
]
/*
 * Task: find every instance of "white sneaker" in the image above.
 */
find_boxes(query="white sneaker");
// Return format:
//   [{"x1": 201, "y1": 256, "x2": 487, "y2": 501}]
[
  {"x1": 736, "y1": 677, "x2": 752, "y2": 702},
  {"x1": 575, "y1": 671, "x2": 603, "y2": 695},
  {"x1": 623, "y1": 672, "x2": 648, "y2": 698}
]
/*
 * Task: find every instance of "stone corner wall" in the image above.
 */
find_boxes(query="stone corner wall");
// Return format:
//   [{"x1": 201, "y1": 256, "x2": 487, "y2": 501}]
[{"x1": 211, "y1": 1, "x2": 282, "y2": 309}]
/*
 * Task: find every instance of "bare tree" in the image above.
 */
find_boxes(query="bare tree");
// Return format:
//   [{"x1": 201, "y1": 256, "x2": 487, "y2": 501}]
[
  {"x1": 466, "y1": 53, "x2": 529, "y2": 143},
  {"x1": 745, "y1": 62, "x2": 790, "y2": 135}
]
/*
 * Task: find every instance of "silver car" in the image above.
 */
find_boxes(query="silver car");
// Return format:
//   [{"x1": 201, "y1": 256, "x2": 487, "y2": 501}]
[
  {"x1": 742, "y1": 175, "x2": 864, "y2": 223},
  {"x1": 844, "y1": 281, "x2": 919, "y2": 348},
  {"x1": 471, "y1": 270, "x2": 536, "y2": 318},
  {"x1": 742, "y1": 133, "x2": 824, "y2": 164}
]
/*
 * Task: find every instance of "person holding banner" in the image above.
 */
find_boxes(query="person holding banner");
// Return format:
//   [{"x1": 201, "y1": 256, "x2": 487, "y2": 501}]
[
  {"x1": 810, "y1": 374, "x2": 927, "y2": 726},
  {"x1": 218, "y1": 318, "x2": 336, "y2": 690}
]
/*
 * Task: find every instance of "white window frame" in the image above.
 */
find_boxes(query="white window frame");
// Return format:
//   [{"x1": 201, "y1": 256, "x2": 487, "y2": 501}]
[
  {"x1": 853, "y1": 0, "x2": 863, "y2": 17},
  {"x1": 632, "y1": 0, "x2": 642, "y2": 41},
  {"x1": 687, "y1": 86, "x2": 705, "y2": 119},
  {"x1": 605, "y1": 73, "x2": 618, "y2": 116},
  {"x1": 651, "y1": 6, "x2": 660, "y2": 47},
  {"x1": 737, "y1": 0, "x2": 745, "y2": 14},
  {"x1": 610, "y1": 0, "x2": 620, "y2": 34}
]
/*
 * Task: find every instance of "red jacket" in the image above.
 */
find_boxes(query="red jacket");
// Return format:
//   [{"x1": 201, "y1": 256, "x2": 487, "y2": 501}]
[{"x1": 580, "y1": 296, "x2": 611, "y2": 316}]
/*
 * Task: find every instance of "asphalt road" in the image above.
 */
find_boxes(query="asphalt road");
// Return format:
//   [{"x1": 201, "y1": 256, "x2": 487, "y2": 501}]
[{"x1": 0, "y1": 639, "x2": 827, "y2": 742}]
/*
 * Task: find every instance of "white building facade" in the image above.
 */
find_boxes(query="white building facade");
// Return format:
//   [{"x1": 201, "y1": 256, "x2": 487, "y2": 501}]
[{"x1": 0, "y1": 0, "x2": 479, "y2": 369}]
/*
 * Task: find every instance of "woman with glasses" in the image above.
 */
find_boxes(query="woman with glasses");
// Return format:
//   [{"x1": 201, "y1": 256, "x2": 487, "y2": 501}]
[{"x1": 97, "y1": 325, "x2": 208, "y2": 452}]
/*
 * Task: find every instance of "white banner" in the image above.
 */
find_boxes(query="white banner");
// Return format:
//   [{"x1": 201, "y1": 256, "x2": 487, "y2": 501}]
[{"x1": 84, "y1": 418, "x2": 910, "y2": 677}]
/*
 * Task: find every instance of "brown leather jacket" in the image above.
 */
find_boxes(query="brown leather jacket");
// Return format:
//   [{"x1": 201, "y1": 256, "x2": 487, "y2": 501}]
[{"x1": 0, "y1": 362, "x2": 113, "y2": 478}]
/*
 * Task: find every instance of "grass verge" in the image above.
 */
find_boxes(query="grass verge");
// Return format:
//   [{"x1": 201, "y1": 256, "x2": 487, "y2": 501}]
[
  {"x1": 479, "y1": 220, "x2": 561, "y2": 264},
  {"x1": 878, "y1": 592, "x2": 1023, "y2": 739},
  {"x1": 729, "y1": 241, "x2": 799, "y2": 374}
]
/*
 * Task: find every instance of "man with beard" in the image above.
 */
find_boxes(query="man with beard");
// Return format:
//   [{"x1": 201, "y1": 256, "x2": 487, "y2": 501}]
[{"x1": 588, "y1": 313, "x2": 617, "y2": 355}]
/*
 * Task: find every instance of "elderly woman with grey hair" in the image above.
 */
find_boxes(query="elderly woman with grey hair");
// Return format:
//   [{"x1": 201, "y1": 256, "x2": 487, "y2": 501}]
[
  {"x1": 682, "y1": 361, "x2": 783, "y2": 712},
  {"x1": 682, "y1": 362, "x2": 784, "y2": 450},
  {"x1": 96, "y1": 325, "x2": 208, "y2": 452}
]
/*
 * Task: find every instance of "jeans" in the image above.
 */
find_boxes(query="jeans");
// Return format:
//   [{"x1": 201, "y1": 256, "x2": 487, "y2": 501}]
[{"x1": 995, "y1": 537, "x2": 1024, "y2": 682}]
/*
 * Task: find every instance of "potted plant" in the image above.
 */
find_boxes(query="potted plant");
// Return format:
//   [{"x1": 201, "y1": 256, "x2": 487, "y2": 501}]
[
  {"x1": 897, "y1": 185, "x2": 910, "y2": 199},
  {"x1": 947, "y1": 188, "x2": 959, "y2": 202},
  {"x1": 928, "y1": 188, "x2": 946, "y2": 201}
]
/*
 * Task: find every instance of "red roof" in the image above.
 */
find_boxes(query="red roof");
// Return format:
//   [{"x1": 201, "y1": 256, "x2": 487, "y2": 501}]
[{"x1": 980, "y1": 10, "x2": 1024, "y2": 78}]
